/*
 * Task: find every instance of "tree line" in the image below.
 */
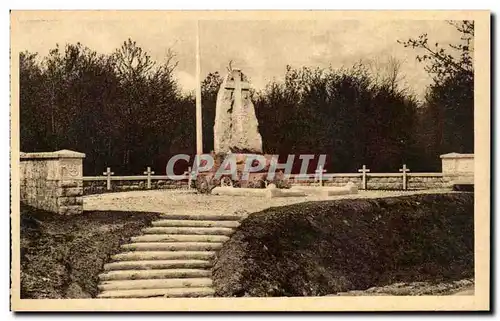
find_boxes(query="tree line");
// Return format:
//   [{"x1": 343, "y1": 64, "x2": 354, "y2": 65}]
[{"x1": 19, "y1": 21, "x2": 473, "y2": 175}]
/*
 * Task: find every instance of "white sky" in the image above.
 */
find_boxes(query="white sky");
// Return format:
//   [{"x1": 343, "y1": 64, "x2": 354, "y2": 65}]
[{"x1": 15, "y1": 17, "x2": 463, "y2": 99}]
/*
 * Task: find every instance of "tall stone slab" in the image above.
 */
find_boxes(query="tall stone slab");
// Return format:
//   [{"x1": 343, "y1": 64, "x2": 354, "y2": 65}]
[
  {"x1": 214, "y1": 68, "x2": 263, "y2": 154},
  {"x1": 20, "y1": 149, "x2": 85, "y2": 215}
]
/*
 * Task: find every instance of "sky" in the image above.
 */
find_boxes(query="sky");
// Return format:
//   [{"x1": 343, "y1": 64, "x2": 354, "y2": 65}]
[{"x1": 14, "y1": 15, "x2": 463, "y2": 99}]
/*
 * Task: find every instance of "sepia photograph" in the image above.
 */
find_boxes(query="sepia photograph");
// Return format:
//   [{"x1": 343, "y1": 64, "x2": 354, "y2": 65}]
[{"x1": 10, "y1": 10, "x2": 490, "y2": 311}]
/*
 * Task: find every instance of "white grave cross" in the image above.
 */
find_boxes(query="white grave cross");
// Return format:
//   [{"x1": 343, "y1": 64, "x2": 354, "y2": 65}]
[
  {"x1": 143, "y1": 166, "x2": 155, "y2": 189},
  {"x1": 399, "y1": 164, "x2": 410, "y2": 190},
  {"x1": 183, "y1": 166, "x2": 196, "y2": 189},
  {"x1": 315, "y1": 165, "x2": 327, "y2": 187},
  {"x1": 358, "y1": 165, "x2": 371, "y2": 190},
  {"x1": 103, "y1": 167, "x2": 114, "y2": 191}
]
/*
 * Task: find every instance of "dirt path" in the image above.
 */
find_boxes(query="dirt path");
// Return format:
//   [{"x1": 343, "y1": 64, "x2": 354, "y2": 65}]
[
  {"x1": 453, "y1": 287, "x2": 475, "y2": 295},
  {"x1": 84, "y1": 188, "x2": 454, "y2": 215}
]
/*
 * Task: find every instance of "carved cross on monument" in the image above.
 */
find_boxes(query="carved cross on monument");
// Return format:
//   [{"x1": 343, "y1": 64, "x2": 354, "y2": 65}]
[
  {"x1": 103, "y1": 167, "x2": 114, "y2": 191},
  {"x1": 224, "y1": 71, "x2": 250, "y2": 91},
  {"x1": 399, "y1": 164, "x2": 410, "y2": 190},
  {"x1": 183, "y1": 166, "x2": 196, "y2": 189},
  {"x1": 225, "y1": 70, "x2": 250, "y2": 133},
  {"x1": 214, "y1": 68, "x2": 263, "y2": 154},
  {"x1": 143, "y1": 166, "x2": 155, "y2": 189},
  {"x1": 358, "y1": 165, "x2": 370, "y2": 190},
  {"x1": 315, "y1": 165, "x2": 327, "y2": 187}
]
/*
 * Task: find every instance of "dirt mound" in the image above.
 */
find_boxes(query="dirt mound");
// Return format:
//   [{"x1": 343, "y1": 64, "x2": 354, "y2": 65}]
[
  {"x1": 20, "y1": 204, "x2": 160, "y2": 299},
  {"x1": 212, "y1": 193, "x2": 474, "y2": 297}
]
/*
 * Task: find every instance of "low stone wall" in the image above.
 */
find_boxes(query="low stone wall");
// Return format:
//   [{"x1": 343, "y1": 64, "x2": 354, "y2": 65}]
[
  {"x1": 82, "y1": 153, "x2": 475, "y2": 194},
  {"x1": 287, "y1": 173, "x2": 447, "y2": 190},
  {"x1": 407, "y1": 175, "x2": 449, "y2": 189},
  {"x1": 20, "y1": 149, "x2": 85, "y2": 215},
  {"x1": 83, "y1": 178, "x2": 188, "y2": 195},
  {"x1": 83, "y1": 172, "x2": 447, "y2": 194}
]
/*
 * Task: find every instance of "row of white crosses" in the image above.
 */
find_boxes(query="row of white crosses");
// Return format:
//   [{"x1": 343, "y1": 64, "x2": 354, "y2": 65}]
[
  {"x1": 102, "y1": 166, "x2": 194, "y2": 191},
  {"x1": 101, "y1": 164, "x2": 411, "y2": 191},
  {"x1": 314, "y1": 164, "x2": 411, "y2": 190},
  {"x1": 104, "y1": 166, "x2": 156, "y2": 190},
  {"x1": 358, "y1": 164, "x2": 410, "y2": 190}
]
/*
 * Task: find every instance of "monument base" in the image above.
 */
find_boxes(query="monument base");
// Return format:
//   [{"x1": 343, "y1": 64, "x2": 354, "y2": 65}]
[
  {"x1": 204, "y1": 152, "x2": 281, "y2": 189},
  {"x1": 212, "y1": 186, "x2": 306, "y2": 198},
  {"x1": 290, "y1": 182, "x2": 359, "y2": 196}
]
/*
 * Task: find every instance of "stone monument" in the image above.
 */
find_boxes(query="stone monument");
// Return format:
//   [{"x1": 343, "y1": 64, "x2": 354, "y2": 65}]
[{"x1": 214, "y1": 67, "x2": 263, "y2": 154}]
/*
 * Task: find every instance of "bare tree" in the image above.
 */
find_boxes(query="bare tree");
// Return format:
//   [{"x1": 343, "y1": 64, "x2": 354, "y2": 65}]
[
  {"x1": 398, "y1": 20, "x2": 474, "y2": 84},
  {"x1": 400, "y1": 20, "x2": 474, "y2": 156},
  {"x1": 366, "y1": 56, "x2": 408, "y2": 93},
  {"x1": 113, "y1": 39, "x2": 155, "y2": 82}
]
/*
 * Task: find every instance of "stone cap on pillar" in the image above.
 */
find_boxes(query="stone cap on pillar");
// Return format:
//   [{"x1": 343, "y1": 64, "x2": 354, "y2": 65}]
[
  {"x1": 21, "y1": 149, "x2": 86, "y2": 159},
  {"x1": 440, "y1": 152, "x2": 474, "y2": 159}
]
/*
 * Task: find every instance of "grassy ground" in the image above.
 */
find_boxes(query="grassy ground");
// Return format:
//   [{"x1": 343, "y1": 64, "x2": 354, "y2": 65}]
[
  {"x1": 20, "y1": 204, "x2": 160, "y2": 299},
  {"x1": 212, "y1": 193, "x2": 474, "y2": 297}
]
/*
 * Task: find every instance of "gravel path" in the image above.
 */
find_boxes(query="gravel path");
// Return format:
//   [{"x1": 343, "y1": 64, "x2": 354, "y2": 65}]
[{"x1": 84, "y1": 188, "x2": 454, "y2": 215}]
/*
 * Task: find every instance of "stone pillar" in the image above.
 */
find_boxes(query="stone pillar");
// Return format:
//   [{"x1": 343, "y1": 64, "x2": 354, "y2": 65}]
[
  {"x1": 440, "y1": 152, "x2": 474, "y2": 185},
  {"x1": 20, "y1": 149, "x2": 85, "y2": 215}
]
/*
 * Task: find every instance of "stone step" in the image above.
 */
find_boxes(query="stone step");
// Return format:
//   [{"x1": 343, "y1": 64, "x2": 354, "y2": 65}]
[
  {"x1": 131, "y1": 234, "x2": 230, "y2": 243},
  {"x1": 96, "y1": 209, "x2": 244, "y2": 299},
  {"x1": 98, "y1": 278, "x2": 213, "y2": 291},
  {"x1": 98, "y1": 287, "x2": 215, "y2": 298},
  {"x1": 112, "y1": 251, "x2": 216, "y2": 261},
  {"x1": 99, "y1": 269, "x2": 211, "y2": 281},
  {"x1": 122, "y1": 242, "x2": 223, "y2": 251},
  {"x1": 104, "y1": 260, "x2": 212, "y2": 271},
  {"x1": 160, "y1": 213, "x2": 243, "y2": 221},
  {"x1": 152, "y1": 219, "x2": 240, "y2": 228},
  {"x1": 143, "y1": 227, "x2": 234, "y2": 236}
]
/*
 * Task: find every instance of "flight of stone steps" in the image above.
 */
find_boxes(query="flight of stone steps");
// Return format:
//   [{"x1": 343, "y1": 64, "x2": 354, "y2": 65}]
[{"x1": 97, "y1": 213, "x2": 243, "y2": 298}]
